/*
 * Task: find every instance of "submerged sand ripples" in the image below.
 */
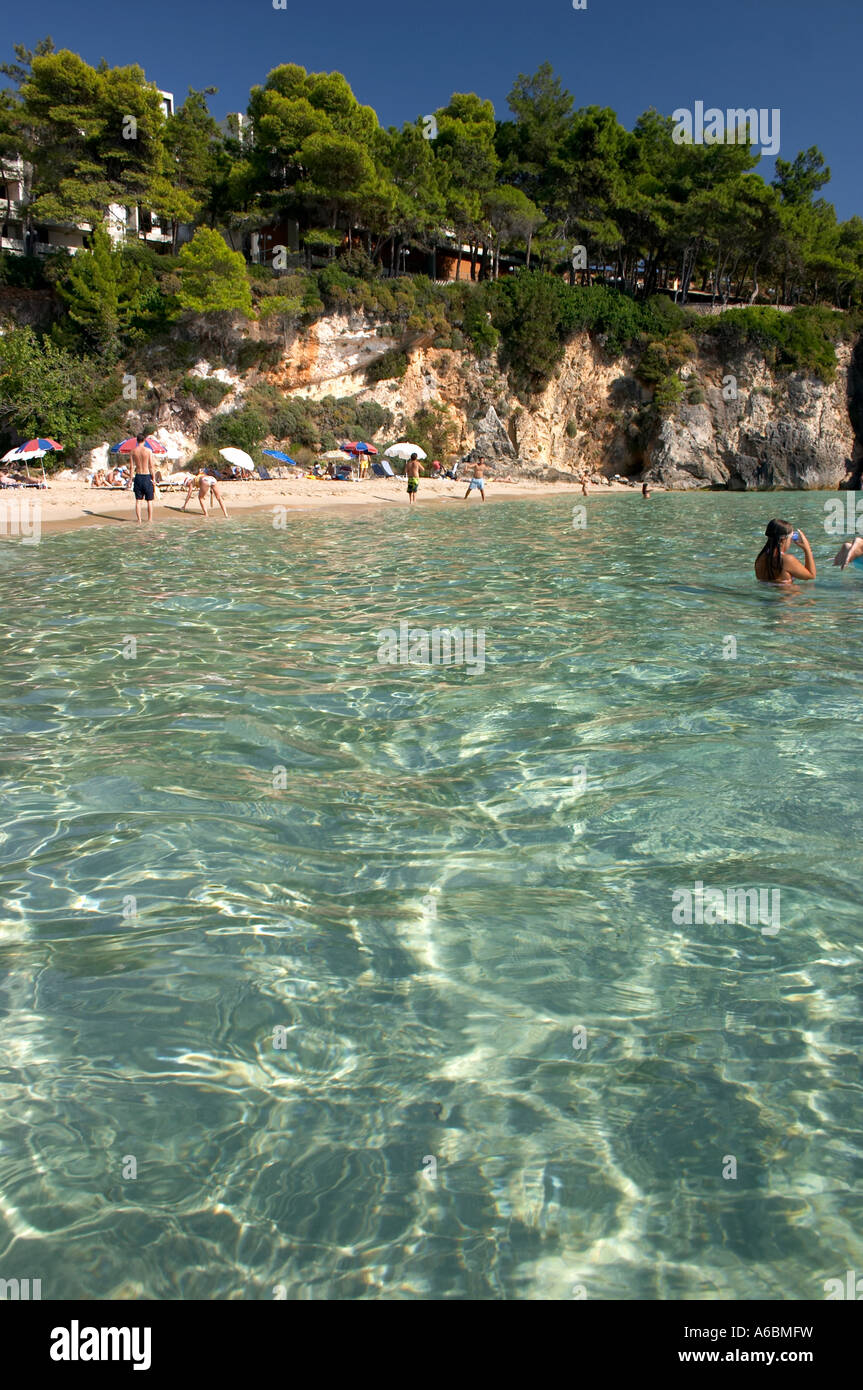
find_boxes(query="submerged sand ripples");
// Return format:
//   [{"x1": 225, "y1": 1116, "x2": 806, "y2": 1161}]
[{"x1": 1, "y1": 493, "x2": 862, "y2": 1298}]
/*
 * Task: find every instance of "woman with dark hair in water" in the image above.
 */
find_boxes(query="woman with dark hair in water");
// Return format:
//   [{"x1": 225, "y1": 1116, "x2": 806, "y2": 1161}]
[{"x1": 755, "y1": 519, "x2": 816, "y2": 584}]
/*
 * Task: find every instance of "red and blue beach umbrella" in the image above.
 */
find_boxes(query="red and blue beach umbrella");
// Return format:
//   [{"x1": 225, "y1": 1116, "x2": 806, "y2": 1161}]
[
  {"x1": 1, "y1": 437, "x2": 63, "y2": 484},
  {"x1": 110, "y1": 436, "x2": 168, "y2": 454},
  {"x1": 2, "y1": 437, "x2": 64, "y2": 459},
  {"x1": 340, "y1": 441, "x2": 378, "y2": 455}
]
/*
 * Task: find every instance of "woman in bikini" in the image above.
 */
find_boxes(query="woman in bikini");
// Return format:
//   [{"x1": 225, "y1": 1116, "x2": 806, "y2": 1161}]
[
  {"x1": 755, "y1": 519, "x2": 815, "y2": 584},
  {"x1": 182, "y1": 470, "x2": 229, "y2": 518}
]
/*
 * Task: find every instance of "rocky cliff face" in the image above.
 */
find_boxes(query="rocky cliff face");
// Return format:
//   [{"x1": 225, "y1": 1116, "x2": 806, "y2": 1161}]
[
  {"x1": 107, "y1": 308, "x2": 860, "y2": 489},
  {"x1": 261, "y1": 312, "x2": 861, "y2": 489},
  {"x1": 643, "y1": 343, "x2": 857, "y2": 490}
]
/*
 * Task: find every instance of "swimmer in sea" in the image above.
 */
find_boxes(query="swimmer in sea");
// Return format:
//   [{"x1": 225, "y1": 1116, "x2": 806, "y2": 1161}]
[
  {"x1": 755, "y1": 519, "x2": 815, "y2": 584},
  {"x1": 832, "y1": 536, "x2": 863, "y2": 569}
]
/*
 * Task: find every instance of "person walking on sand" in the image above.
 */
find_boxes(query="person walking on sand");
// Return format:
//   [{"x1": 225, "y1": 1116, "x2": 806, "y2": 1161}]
[
  {"x1": 128, "y1": 432, "x2": 157, "y2": 523},
  {"x1": 405, "y1": 453, "x2": 420, "y2": 505},
  {"x1": 581, "y1": 476, "x2": 589, "y2": 495},
  {"x1": 755, "y1": 519, "x2": 815, "y2": 584},
  {"x1": 182, "y1": 470, "x2": 229, "y2": 519},
  {"x1": 464, "y1": 458, "x2": 486, "y2": 502}
]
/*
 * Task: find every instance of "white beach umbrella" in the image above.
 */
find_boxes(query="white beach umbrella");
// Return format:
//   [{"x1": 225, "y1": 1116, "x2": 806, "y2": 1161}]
[
  {"x1": 385, "y1": 442, "x2": 427, "y2": 461},
  {"x1": 219, "y1": 447, "x2": 255, "y2": 472}
]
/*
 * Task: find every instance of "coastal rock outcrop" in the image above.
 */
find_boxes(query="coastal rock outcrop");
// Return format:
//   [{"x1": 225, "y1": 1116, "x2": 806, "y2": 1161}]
[{"x1": 643, "y1": 346, "x2": 856, "y2": 490}]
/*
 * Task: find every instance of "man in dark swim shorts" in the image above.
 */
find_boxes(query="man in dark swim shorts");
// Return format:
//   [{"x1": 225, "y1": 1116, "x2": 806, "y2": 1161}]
[{"x1": 129, "y1": 432, "x2": 156, "y2": 523}]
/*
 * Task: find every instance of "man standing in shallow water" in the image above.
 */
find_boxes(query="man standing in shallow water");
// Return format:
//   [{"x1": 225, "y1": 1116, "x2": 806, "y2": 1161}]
[
  {"x1": 464, "y1": 458, "x2": 486, "y2": 501},
  {"x1": 128, "y1": 432, "x2": 156, "y2": 524},
  {"x1": 405, "y1": 453, "x2": 420, "y2": 504}
]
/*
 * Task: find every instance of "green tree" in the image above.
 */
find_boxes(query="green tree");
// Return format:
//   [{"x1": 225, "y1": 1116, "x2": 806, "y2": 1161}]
[
  {"x1": 152, "y1": 88, "x2": 220, "y2": 250},
  {"x1": 0, "y1": 325, "x2": 119, "y2": 449},
  {"x1": 258, "y1": 293, "x2": 303, "y2": 349},
  {"x1": 177, "y1": 225, "x2": 252, "y2": 316},
  {"x1": 53, "y1": 224, "x2": 141, "y2": 354},
  {"x1": 485, "y1": 184, "x2": 543, "y2": 276},
  {"x1": 19, "y1": 50, "x2": 165, "y2": 228},
  {"x1": 433, "y1": 93, "x2": 499, "y2": 280}
]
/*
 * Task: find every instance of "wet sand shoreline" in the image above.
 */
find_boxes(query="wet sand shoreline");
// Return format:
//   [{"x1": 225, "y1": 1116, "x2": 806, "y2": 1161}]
[{"x1": 8, "y1": 475, "x2": 640, "y2": 536}]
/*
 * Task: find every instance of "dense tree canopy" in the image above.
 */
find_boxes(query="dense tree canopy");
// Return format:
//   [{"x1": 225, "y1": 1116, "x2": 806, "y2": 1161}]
[{"x1": 1, "y1": 39, "x2": 861, "y2": 313}]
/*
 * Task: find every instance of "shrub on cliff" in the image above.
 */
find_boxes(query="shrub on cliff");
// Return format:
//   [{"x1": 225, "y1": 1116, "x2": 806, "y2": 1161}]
[
  {"x1": 366, "y1": 348, "x2": 409, "y2": 382},
  {"x1": 398, "y1": 403, "x2": 456, "y2": 466},
  {"x1": 182, "y1": 375, "x2": 231, "y2": 409},
  {"x1": 492, "y1": 271, "x2": 578, "y2": 393},
  {"x1": 699, "y1": 305, "x2": 842, "y2": 382},
  {"x1": 200, "y1": 405, "x2": 268, "y2": 451}
]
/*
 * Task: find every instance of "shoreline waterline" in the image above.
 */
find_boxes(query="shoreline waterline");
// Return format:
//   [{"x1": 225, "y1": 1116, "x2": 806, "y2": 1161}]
[{"x1": 4, "y1": 475, "x2": 640, "y2": 536}]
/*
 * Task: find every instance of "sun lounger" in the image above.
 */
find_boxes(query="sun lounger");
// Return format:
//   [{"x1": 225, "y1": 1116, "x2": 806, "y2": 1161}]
[{"x1": 371, "y1": 460, "x2": 395, "y2": 478}]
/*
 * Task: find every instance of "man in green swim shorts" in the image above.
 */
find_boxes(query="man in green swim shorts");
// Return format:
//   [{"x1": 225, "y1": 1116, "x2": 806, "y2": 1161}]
[{"x1": 406, "y1": 453, "x2": 420, "y2": 504}]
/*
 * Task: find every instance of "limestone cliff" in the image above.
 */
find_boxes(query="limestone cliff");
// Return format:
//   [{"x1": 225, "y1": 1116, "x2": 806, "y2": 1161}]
[
  {"x1": 260, "y1": 311, "x2": 860, "y2": 489},
  {"x1": 113, "y1": 309, "x2": 862, "y2": 490}
]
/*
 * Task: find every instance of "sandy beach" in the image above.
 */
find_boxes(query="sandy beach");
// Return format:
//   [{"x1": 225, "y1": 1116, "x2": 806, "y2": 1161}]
[{"x1": 19, "y1": 473, "x2": 638, "y2": 533}]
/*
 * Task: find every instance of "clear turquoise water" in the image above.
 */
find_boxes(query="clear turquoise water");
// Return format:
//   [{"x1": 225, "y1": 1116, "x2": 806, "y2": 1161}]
[{"x1": 1, "y1": 491, "x2": 862, "y2": 1300}]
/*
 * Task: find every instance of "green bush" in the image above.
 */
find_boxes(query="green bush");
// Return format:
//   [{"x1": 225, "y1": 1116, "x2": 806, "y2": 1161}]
[
  {"x1": 353, "y1": 400, "x2": 392, "y2": 438},
  {"x1": 492, "y1": 271, "x2": 579, "y2": 392},
  {"x1": 399, "y1": 402, "x2": 456, "y2": 465},
  {"x1": 235, "y1": 340, "x2": 282, "y2": 372},
  {"x1": 463, "y1": 290, "x2": 500, "y2": 358},
  {"x1": 686, "y1": 383, "x2": 707, "y2": 404},
  {"x1": 699, "y1": 304, "x2": 842, "y2": 382},
  {"x1": 565, "y1": 417, "x2": 578, "y2": 437},
  {"x1": 200, "y1": 405, "x2": 268, "y2": 451},
  {"x1": 0, "y1": 252, "x2": 54, "y2": 290},
  {"x1": 652, "y1": 374, "x2": 685, "y2": 412},
  {"x1": 366, "y1": 348, "x2": 409, "y2": 383},
  {"x1": 182, "y1": 375, "x2": 231, "y2": 409},
  {"x1": 635, "y1": 333, "x2": 696, "y2": 386}
]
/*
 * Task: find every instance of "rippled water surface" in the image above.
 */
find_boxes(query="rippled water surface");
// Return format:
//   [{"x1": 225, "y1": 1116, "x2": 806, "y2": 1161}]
[{"x1": 1, "y1": 491, "x2": 862, "y2": 1300}]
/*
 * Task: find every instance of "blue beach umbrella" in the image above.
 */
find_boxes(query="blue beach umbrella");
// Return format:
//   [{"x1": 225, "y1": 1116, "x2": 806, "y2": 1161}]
[{"x1": 262, "y1": 449, "x2": 299, "y2": 466}]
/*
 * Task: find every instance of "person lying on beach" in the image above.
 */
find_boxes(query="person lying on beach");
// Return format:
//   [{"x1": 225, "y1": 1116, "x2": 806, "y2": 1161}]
[
  {"x1": 182, "y1": 470, "x2": 228, "y2": 518},
  {"x1": 755, "y1": 519, "x2": 815, "y2": 583},
  {"x1": 464, "y1": 459, "x2": 486, "y2": 501},
  {"x1": 832, "y1": 536, "x2": 863, "y2": 569},
  {"x1": 90, "y1": 469, "x2": 108, "y2": 488}
]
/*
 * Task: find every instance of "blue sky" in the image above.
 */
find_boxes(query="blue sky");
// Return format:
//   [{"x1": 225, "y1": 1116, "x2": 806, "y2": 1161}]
[{"x1": 6, "y1": 0, "x2": 862, "y2": 219}]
